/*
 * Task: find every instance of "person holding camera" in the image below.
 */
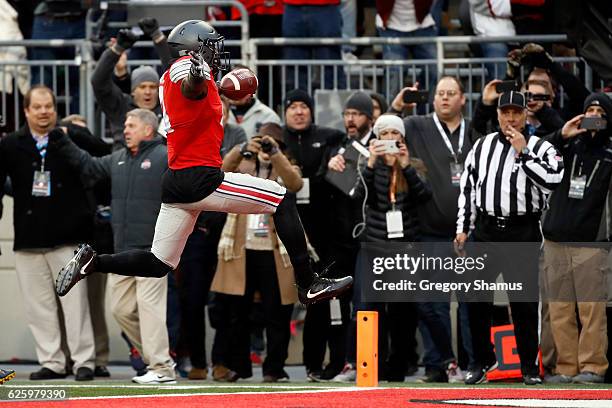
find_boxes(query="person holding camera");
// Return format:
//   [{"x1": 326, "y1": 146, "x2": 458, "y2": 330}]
[
  {"x1": 211, "y1": 123, "x2": 302, "y2": 382},
  {"x1": 505, "y1": 43, "x2": 591, "y2": 121},
  {"x1": 541, "y1": 93, "x2": 612, "y2": 384},
  {"x1": 472, "y1": 79, "x2": 564, "y2": 138},
  {"x1": 91, "y1": 17, "x2": 171, "y2": 148}
]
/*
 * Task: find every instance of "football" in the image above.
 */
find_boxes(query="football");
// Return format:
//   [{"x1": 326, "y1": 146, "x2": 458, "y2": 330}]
[{"x1": 218, "y1": 68, "x2": 258, "y2": 100}]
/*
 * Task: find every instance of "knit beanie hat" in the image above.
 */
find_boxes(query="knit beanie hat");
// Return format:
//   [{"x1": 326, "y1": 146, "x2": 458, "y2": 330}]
[
  {"x1": 373, "y1": 114, "x2": 405, "y2": 138},
  {"x1": 284, "y1": 89, "x2": 314, "y2": 118},
  {"x1": 583, "y1": 92, "x2": 612, "y2": 118},
  {"x1": 131, "y1": 66, "x2": 159, "y2": 91},
  {"x1": 345, "y1": 91, "x2": 373, "y2": 119}
]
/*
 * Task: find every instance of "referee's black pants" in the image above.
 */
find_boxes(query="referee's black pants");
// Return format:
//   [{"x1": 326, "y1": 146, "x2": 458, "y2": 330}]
[{"x1": 468, "y1": 215, "x2": 541, "y2": 376}]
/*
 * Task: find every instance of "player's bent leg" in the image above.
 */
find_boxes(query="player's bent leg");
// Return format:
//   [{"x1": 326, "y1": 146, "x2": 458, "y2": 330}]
[
  {"x1": 188, "y1": 172, "x2": 353, "y2": 305},
  {"x1": 150, "y1": 203, "x2": 200, "y2": 269},
  {"x1": 272, "y1": 193, "x2": 353, "y2": 305},
  {"x1": 56, "y1": 204, "x2": 198, "y2": 297},
  {"x1": 186, "y1": 172, "x2": 286, "y2": 214}
]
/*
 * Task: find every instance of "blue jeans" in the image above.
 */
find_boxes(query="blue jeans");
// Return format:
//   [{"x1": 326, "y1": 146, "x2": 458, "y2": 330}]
[
  {"x1": 429, "y1": 0, "x2": 445, "y2": 36},
  {"x1": 30, "y1": 15, "x2": 85, "y2": 114},
  {"x1": 418, "y1": 234, "x2": 475, "y2": 369},
  {"x1": 282, "y1": 5, "x2": 346, "y2": 90},
  {"x1": 419, "y1": 303, "x2": 474, "y2": 369},
  {"x1": 480, "y1": 42, "x2": 508, "y2": 82},
  {"x1": 340, "y1": 0, "x2": 357, "y2": 54},
  {"x1": 377, "y1": 26, "x2": 437, "y2": 101}
]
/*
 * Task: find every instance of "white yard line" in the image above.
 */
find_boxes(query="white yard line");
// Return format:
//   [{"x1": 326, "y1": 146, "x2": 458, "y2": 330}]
[{"x1": 442, "y1": 399, "x2": 612, "y2": 407}]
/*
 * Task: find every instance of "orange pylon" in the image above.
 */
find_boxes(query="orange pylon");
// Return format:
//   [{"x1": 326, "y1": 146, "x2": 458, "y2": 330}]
[{"x1": 356, "y1": 311, "x2": 378, "y2": 387}]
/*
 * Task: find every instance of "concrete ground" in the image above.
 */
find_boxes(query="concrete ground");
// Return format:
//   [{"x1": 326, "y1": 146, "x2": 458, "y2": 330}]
[{"x1": 1, "y1": 364, "x2": 428, "y2": 384}]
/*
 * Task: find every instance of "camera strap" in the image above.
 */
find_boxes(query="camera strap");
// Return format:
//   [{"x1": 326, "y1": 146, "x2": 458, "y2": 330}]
[{"x1": 255, "y1": 158, "x2": 273, "y2": 180}]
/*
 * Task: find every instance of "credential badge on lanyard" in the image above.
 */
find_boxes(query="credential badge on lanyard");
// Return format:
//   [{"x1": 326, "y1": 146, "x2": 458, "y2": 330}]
[
  {"x1": 568, "y1": 155, "x2": 600, "y2": 200},
  {"x1": 433, "y1": 113, "x2": 465, "y2": 187},
  {"x1": 32, "y1": 138, "x2": 51, "y2": 197}
]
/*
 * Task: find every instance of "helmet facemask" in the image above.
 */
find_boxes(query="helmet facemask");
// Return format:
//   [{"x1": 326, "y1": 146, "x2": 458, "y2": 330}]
[{"x1": 198, "y1": 36, "x2": 230, "y2": 74}]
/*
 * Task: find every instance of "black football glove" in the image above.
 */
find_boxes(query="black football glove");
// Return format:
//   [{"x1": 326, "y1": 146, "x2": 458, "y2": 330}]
[
  {"x1": 189, "y1": 51, "x2": 211, "y2": 81},
  {"x1": 114, "y1": 29, "x2": 139, "y2": 52},
  {"x1": 138, "y1": 17, "x2": 163, "y2": 42},
  {"x1": 521, "y1": 43, "x2": 553, "y2": 70}
]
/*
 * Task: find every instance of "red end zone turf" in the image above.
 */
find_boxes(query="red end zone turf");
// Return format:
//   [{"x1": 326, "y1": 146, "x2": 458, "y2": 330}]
[{"x1": 5, "y1": 388, "x2": 612, "y2": 408}]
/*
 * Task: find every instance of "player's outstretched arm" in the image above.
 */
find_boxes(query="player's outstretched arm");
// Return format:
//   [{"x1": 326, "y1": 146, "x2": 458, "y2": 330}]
[{"x1": 181, "y1": 51, "x2": 210, "y2": 100}]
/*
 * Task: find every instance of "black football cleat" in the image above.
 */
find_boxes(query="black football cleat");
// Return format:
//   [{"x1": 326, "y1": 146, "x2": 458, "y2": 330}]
[
  {"x1": 297, "y1": 273, "x2": 353, "y2": 305},
  {"x1": 56, "y1": 244, "x2": 96, "y2": 297}
]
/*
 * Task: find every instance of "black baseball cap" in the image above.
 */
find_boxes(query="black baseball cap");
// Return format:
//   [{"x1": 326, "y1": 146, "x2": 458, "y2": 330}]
[{"x1": 498, "y1": 91, "x2": 527, "y2": 109}]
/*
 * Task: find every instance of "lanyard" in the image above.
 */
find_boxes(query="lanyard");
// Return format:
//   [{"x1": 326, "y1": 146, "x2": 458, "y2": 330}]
[
  {"x1": 433, "y1": 113, "x2": 464, "y2": 163},
  {"x1": 389, "y1": 165, "x2": 398, "y2": 206},
  {"x1": 35, "y1": 137, "x2": 48, "y2": 171},
  {"x1": 570, "y1": 155, "x2": 600, "y2": 188}
]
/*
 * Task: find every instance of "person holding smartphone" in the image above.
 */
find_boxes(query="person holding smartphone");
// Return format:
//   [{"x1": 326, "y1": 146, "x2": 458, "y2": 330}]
[
  {"x1": 337, "y1": 114, "x2": 432, "y2": 383},
  {"x1": 540, "y1": 93, "x2": 612, "y2": 384},
  {"x1": 389, "y1": 76, "x2": 476, "y2": 383}
]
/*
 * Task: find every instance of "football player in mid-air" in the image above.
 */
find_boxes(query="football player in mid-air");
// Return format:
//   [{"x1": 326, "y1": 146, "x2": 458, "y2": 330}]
[
  {"x1": 55, "y1": 19, "x2": 352, "y2": 305},
  {"x1": 0, "y1": 368, "x2": 15, "y2": 384}
]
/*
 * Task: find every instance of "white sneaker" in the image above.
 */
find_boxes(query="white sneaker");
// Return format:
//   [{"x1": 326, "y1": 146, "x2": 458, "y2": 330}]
[
  {"x1": 331, "y1": 363, "x2": 356, "y2": 382},
  {"x1": 446, "y1": 361, "x2": 464, "y2": 383},
  {"x1": 132, "y1": 370, "x2": 176, "y2": 384}
]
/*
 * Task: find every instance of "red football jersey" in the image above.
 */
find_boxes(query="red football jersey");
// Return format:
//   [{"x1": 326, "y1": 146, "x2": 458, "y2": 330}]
[{"x1": 159, "y1": 56, "x2": 224, "y2": 170}]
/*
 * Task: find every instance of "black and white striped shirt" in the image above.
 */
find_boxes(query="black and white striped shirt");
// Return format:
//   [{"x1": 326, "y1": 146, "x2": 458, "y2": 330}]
[{"x1": 456, "y1": 132, "x2": 564, "y2": 234}]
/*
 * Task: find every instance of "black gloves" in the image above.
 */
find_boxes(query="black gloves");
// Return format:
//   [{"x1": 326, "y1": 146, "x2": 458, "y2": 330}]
[
  {"x1": 521, "y1": 43, "x2": 553, "y2": 70},
  {"x1": 138, "y1": 17, "x2": 163, "y2": 42},
  {"x1": 113, "y1": 29, "x2": 139, "y2": 53},
  {"x1": 189, "y1": 51, "x2": 211, "y2": 81},
  {"x1": 48, "y1": 127, "x2": 66, "y2": 143}
]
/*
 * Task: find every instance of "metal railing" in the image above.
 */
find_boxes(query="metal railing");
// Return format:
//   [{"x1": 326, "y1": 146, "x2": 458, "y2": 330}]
[
  {"x1": 248, "y1": 34, "x2": 599, "y2": 117},
  {"x1": 0, "y1": 33, "x2": 606, "y2": 134}
]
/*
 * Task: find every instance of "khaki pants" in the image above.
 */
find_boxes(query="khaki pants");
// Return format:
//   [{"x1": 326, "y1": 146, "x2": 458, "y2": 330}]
[
  {"x1": 543, "y1": 240, "x2": 609, "y2": 376},
  {"x1": 15, "y1": 246, "x2": 95, "y2": 373},
  {"x1": 108, "y1": 274, "x2": 174, "y2": 377},
  {"x1": 539, "y1": 254, "x2": 557, "y2": 373},
  {"x1": 87, "y1": 273, "x2": 109, "y2": 366}
]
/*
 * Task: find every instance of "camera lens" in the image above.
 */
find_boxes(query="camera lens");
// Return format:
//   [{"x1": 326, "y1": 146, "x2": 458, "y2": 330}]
[{"x1": 261, "y1": 140, "x2": 272, "y2": 153}]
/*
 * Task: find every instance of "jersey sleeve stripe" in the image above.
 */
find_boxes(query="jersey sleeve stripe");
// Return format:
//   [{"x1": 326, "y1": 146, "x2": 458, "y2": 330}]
[{"x1": 169, "y1": 60, "x2": 192, "y2": 83}]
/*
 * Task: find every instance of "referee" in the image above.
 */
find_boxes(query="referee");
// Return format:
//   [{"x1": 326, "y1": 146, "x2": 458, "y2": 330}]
[{"x1": 454, "y1": 91, "x2": 564, "y2": 385}]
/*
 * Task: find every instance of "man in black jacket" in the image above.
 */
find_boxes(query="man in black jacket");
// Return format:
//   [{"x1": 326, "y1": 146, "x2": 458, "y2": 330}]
[
  {"x1": 0, "y1": 85, "x2": 98, "y2": 381},
  {"x1": 325, "y1": 91, "x2": 376, "y2": 382},
  {"x1": 542, "y1": 93, "x2": 612, "y2": 384},
  {"x1": 51, "y1": 108, "x2": 176, "y2": 385},
  {"x1": 91, "y1": 18, "x2": 170, "y2": 148},
  {"x1": 280, "y1": 89, "x2": 345, "y2": 381},
  {"x1": 388, "y1": 76, "x2": 476, "y2": 383}
]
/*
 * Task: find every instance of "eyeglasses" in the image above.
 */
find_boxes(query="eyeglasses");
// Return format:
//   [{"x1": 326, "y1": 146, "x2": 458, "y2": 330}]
[
  {"x1": 343, "y1": 111, "x2": 366, "y2": 118},
  {"x1": 435, "y1": 90, "x2": 459, "y2": 97}
]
